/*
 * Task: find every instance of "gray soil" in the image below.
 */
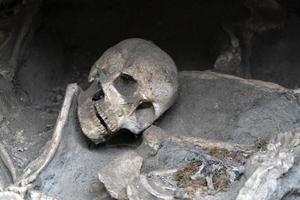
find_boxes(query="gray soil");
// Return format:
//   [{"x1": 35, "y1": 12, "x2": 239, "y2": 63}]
[
  {"x1": 0, "y1": 0, "x2": 300, "y2": 199},
  {"x1": 157, "y1": 71, "x2": 300, "y2": 145}
]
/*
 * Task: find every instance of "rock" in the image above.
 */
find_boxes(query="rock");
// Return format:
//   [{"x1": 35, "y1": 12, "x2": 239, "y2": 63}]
[
  {"x1": 143, "y1": 126, "x2": 167, "y2": 151},
  {"x1": 98, "y1": 151, "x2": 143, "y2": 199},
  {"x1": 157, "y1": 71, "x2": 300, "y2": 145},
  {"x1": 137, "y1": 125, "x2": 168, "y2": 157}
]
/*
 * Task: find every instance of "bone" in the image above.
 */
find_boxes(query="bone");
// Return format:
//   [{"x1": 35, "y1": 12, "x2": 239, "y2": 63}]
[
  {"x1": 141, "y1": 125, "x2": 254, "y2": 156},
  {"x1": 0, "y1": 191, "x2": 23, "y2": 200},
  {"x1": 78, "y1": 38, "x2": 178, "y2": 144},
  {"x1": 236, "y1": 132, "x2": 300, "y2": 200},
  {"x1": 30, "y1": 190, "x2": 59, "y2": 200},
  {"x1": 0, "y1": 142, "x2": 17, "y2": 183},
  {"x1": 169, "y1": 135, "x2": 254, "y2": 154},
  {"x1": 134, "y1": 125, "x2": 251, "y2": 199},
  {"x1": 16, "y1": 83, "x2": 79, "y2": 186},
  {"x1": 98, "y1": 150, "x2": 143, "y2": 199},
  {"x1": 139, "y1": 174, "x2": 174, "y2": 200}
]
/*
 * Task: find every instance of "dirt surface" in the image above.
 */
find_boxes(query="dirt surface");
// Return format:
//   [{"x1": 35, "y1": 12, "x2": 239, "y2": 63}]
[
  {"x1": 0, "y1": 1, "x2": 300, "y2": 198},
  {"x1": 157, "y1": 71, "x2": 300, "y2": 145}
]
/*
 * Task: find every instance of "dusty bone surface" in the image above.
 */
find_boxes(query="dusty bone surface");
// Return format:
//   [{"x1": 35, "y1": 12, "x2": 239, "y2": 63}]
[
  {"x1": 37, "y1": 100, "x2": 128, "y2": 200},
  {"x1": 1, "y1": 63, "x2": 300, "y2": 199},
  {"x1": 0, "y1": 32, "x2": 65, "y2": 185},
  {"x1": 0, "y1": 74, "x2": 55, "y2": 182},
  {"x1": 126, "y1": 125, "x2": 251, "y2": 200},
  {"x1": 236, "y1": 132, "x2": 300, "y2": 200},
  {"x1": 98, "y1": 150, "x2": 143, "y2": 199},
  {"x1": 77, "y1": 38, "x2": 178, "y2": 144},
  {"x1": 96, "y1": 126, "x2": 300, "y2": 200},
  {"x1": 0, "y1": 83, "x2": 78, "y2": 200},
  {"x1": 3, "y1": 70, "x2": 297, "y2": 200}
]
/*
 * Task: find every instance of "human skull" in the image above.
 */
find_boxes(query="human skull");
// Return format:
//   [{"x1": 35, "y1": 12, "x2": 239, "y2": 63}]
[{"x1": 78, "y1": 38, "x2": 178, "y2": 144}]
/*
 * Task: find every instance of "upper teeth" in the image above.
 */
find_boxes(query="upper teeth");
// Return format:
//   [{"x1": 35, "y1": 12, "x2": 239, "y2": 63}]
[{"x1": 94, "y1": 101, "x2": 118, "y2": 132}]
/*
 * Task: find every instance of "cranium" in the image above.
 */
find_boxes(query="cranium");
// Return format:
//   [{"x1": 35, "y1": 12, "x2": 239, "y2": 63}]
[{"x1": 77, "y1": 38, "x2": 178, "y2": 144}]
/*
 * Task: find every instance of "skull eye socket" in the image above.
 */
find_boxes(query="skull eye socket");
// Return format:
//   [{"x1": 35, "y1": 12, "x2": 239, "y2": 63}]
[
  {"x1": 135, "y1": 101, "x2": 155, "y2": 128},
  {"x1": 113, "y1": 73, "x2": 138, "y2": 97}
]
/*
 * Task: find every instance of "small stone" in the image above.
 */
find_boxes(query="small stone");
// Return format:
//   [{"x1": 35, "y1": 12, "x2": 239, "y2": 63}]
[
  {"x1": 98, "y1": 150, "x2": 143, "y2": 199},
  {"x1": 141, "y1": 125, "x2": 168, "y2": 154}
]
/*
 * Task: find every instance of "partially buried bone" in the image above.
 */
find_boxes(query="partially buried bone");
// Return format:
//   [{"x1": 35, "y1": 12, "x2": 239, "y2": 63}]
[
  {"x1": 0, "y1": 83, "x2": 79, "y2": 199},
  {"x1": 100, "y1": 126, "x2": 253, "y2": 199},
  {"x1": 0, "y1": 142, "x2": 17, "y2": 183},
  {"x1": 236, "y1": 132, "x2": 300, "y2": 200},
  {"x1": 16, "y1": 83, "x2": 79, "y2": 186}
]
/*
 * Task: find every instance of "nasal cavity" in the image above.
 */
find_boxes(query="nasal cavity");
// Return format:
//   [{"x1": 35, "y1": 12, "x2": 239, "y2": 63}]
[{"x1": 92, "y1": 89, "x2": 105, "y2": 101}]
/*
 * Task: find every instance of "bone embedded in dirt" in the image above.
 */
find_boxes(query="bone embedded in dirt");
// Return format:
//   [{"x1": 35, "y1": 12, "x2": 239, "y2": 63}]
[
  {"x1": 0, "y1": 191, "x2": 23, "y2": 200},
  {"x1": 133, "y1": 125, "x2": 251, "y2": 199},
  {"x1": 30, "y1": 190, "x2": 59, "y2": 200},
  {"x1": 138, "y1": 125, "x2": 168, "y2": 155},
  {"x1": 98, "y1": 150, "x2": 143, "y2": 199},
  {"x1": 16, "y1": 83, "x2": 79, "y2": 187},
  {"x1": 236, "y1": 132, "x2": 300, "y2": 200}
]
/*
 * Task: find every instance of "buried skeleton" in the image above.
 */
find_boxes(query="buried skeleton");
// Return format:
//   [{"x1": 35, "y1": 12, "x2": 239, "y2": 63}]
[{"x1": 0, "y1": 38, "x2": 300, "y2": 200}]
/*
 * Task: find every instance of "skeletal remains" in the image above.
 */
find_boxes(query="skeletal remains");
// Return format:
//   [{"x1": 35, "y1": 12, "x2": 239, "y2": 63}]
[
  {"x1": 77, "y1": 38, "x2": 178, "y2": 144},
  {"x1": 0, "y1": 83, "x2": 78, "y2": 199},
  {"x1": 0, "y1": 38, "x2": 299, "y2": 199}
]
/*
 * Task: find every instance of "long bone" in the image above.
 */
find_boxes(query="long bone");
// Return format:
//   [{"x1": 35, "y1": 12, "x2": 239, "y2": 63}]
[
  {"x1": 0, "y1": 142, "x2": 17, "y2": 183},
  {"x1": 16, "y1": 83, "x2": 79, "y2": 186},
  {"x1": 0, "y1": 83, "x2": 79, "y2": 199}
]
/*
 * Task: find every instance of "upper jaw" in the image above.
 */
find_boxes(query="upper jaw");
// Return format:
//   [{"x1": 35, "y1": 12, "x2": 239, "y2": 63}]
[
  {"x1": 94, "y1": 100, "x2": 118, "y2": 133},
  {"x1": 77, "y1": 98, "x2": 108, "y2": 144},
  {"x1": 77, "y1": 88, "x2": 121, "y2": 144}
]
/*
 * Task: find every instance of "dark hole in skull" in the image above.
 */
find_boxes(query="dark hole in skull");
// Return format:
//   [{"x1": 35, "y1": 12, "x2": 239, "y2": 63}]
[
  {"x1": 92, "y1": 89, "x2": 104, "y2": 101},
  {"x1": 113, "y1": 73, "x2": 138, "y2": 97},
  {"x1": 91, "y1": 81, "x2": 105, "y2": 101},
  {"x1": 135, "y1": 101, "x2": 155, "y2": 127}
]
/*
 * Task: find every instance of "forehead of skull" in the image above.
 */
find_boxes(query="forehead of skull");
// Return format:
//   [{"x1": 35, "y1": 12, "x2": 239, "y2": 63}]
[{"x1": 93, "y1": 38, "x2": 178, "y2": 97}]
